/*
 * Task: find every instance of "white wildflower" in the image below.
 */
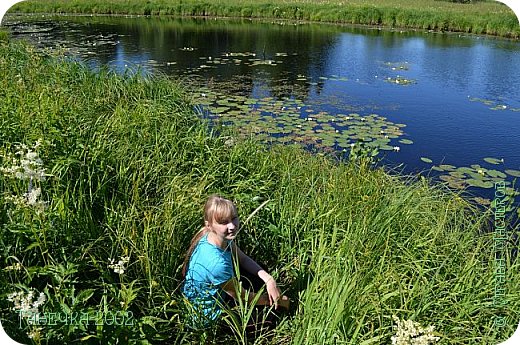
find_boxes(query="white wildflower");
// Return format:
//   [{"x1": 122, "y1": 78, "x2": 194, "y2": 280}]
[
  {"x1": 25, "y1": 151, "x2": 39, "y2": 161},
  {"x1": 4, "y1": 194, "x2": 27, "y2": 207},
  {"x1": 1, "y1": 140, "x2": 49, "y2": 181},
  {"x1": 391, "y1": 315, "x2": 440, "y2": 345},
  {"x1": 27, "y1": 327, "x2": 43, "y2": 340},
  {"x1": 109, "y1": 255, "x2": 130, "y2": 275},
  {"x1": 7, "y1": 289, "x2": 46, "y2": 317},
  {"x1": 24, "y1": 187, "x2": 41, "y2": 206}
]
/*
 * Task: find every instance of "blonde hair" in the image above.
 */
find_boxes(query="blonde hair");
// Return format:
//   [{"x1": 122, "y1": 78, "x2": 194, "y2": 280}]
[{"x1": 182, "y1": 195, "x2": 237, "y2": 277}]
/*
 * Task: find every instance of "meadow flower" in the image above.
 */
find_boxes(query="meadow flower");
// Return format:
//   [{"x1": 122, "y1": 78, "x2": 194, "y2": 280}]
[
  {"x1": 7, "y1": 289, "x2": 46, "y2": 317},
  {"x1": 1, "y1": 140, "x2": 49, "y2": 181},
  {"x1": 109, "y1": 255, "x2": 130, "y2": 274},
  {"x1": 24, "y1": 187, "x2": 41, "y2": 206},
  {"x1": 27, "y1": 327, "x2": 43, "y2": 341},
  {"x1": 391, "y1": 315, "x2": 440, "y2": 345},
  {"x1": 4, "y1": 194, "x2": 27, "y2": 207}
]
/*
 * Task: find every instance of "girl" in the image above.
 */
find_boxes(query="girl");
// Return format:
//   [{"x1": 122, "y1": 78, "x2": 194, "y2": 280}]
[{"x1": 182, "y1": 195, "x2": 289, "y2": 328}]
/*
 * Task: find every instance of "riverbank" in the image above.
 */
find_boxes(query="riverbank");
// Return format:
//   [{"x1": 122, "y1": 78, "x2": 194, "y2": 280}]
[
  {"x1": 7, "y1": 0, "x2": 520, "y2": 39},
  {"x1": 0, "y1": 36, "x2": 518, "y2": 344}
]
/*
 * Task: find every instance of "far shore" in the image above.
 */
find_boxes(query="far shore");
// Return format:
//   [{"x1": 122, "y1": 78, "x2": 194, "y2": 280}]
[{"x1": 6, "y1": 0, "x2": 520, "y2": 39}]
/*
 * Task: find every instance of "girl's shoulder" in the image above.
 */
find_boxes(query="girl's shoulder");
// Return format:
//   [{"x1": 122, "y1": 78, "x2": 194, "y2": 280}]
[{"x1": 195, "y1": 234, "x2": 226, "y2": 256}]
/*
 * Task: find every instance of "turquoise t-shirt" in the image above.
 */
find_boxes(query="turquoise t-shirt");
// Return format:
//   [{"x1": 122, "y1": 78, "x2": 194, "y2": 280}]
[{"x1": 183, "y1": 233, "x2": 234, "y2": 328}]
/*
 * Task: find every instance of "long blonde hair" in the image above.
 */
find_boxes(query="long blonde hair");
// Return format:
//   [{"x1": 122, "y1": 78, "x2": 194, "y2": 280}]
[{"x1": 182, "y1": 195, "x2": 238, "y2": 277}]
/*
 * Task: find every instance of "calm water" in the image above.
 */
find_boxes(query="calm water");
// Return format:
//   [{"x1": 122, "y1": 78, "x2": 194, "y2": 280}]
[{"x1": 3, "y1": 14, "x2": 520, "y2": 205}]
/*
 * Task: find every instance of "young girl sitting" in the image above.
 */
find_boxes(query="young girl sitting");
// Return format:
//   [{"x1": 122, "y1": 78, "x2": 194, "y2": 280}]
[{"x1": 182, "y1": 195, "x2": 289, "y2": 328}]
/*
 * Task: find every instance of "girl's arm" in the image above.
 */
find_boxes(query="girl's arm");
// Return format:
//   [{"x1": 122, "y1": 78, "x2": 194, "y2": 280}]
[
  {"x1": 231, "y1": 243, "x2": 289, "y2": 309},
  {"x1": 221, "y1": 278, "x2": 270, "y2": 305}
]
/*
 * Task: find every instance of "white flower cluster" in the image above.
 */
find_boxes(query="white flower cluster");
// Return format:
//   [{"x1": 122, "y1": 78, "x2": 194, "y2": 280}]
[
  {"x1": 391, "y1": 315, "x2": 440, "y2": 345},
  {"x1": 1, "y1": 140, "x2": 49, "y2": 211},
  {"x1": 7, "y1": 289, "x2": 46, "y2": 317},
  {"x1": 108, "y1": 256, "x2": 130, "y2": 274},
  {"x1": 27, "y1": 327, "x2": 43, "y2": 340},
  {"x1": 4, "y1": 187, "x2": 47, "y2": 212},
  {"x1": 0, "y1": 140, "x2": 48, "y2": 182}
]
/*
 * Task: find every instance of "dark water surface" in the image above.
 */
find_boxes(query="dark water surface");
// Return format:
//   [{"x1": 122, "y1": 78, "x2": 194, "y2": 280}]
[{"x1": 3, "y1": 14, "x2": 520, "y2": 207}]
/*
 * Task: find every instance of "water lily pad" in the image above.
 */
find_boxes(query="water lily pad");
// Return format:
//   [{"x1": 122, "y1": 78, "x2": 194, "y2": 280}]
[
  {"x1": 213, "y1": 107, "x2": 230, "y2": 114},
  {"x1": 432, "y1": 166, "x2": 444, "y2": 172},
  {"x1": 399, "y1": 139, "x2": 413, "y2": 144},
  {"x1": 448, "y1": 181, "x2": 466, "y2": 190},
  {"x1": 505, "y1": 169, "x2": 520, "y2": 178},
  {"x1": 466, "y1": 179, "x2": 494, "y2": 188},
  {"x1": 420, "y1": 157, "x2": 433, "y2": 163},
  {"x1": 483, "y1": 157, "x2": 503, "y2": 165},
  {"x1": 449, "y1": 171, "x2": 466, "y2": 179},
  {"x1": 456, "y1": 167, "x2": 475, "y2": 175},
  {"x1": 439, "y1": 164, "x2": 456, "y2": 171},
  {"x1": 439, "y1": 175, "x2": 465, "y2": 190},
  {"x1": 473, "y1": 197, "x2": 491, "y2": 206},
  {"x1": 486, "y1": 170, "x2": 507, "y2": 178}
]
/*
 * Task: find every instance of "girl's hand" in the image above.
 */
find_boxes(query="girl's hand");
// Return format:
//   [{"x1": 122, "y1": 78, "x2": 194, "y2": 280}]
[
  {"x1": 265, "y1": 279, "x2": 281, "y2": 309},
  {"x1": 265, "y1": 279, "x2": 289, "y2": 310}
]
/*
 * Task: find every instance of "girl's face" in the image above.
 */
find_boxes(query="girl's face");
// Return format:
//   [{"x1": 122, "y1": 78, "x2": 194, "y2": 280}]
[{"x1": 208, "y1": 215, "x2": 240, "y2": 241}]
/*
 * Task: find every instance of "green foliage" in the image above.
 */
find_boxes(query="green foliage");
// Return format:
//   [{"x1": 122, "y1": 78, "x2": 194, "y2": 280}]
[{"x1": 0, "y1": 29, "x2": 9, "y2": 43}]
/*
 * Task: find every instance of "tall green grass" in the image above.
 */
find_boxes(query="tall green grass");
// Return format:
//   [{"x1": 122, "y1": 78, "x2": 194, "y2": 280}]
[
  {"x1": 8, "y1": 0, "x2": 520, "y2": 38},
  {"x1": 0, "y1": 39, "x2": 518, "y2": 344}
]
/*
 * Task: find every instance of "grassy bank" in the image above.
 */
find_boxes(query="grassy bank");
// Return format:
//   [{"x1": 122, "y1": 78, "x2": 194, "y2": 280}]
[
  {"x1": 1, "y1": 35, "x2": 519, "y2": 344},
  {"x1": 7, "y1": 0, "x2": 520, "y2": 39}
]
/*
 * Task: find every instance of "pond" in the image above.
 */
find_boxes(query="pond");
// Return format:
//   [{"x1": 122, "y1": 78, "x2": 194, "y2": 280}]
[{"x1": 2, "y1": 14, "x2": 520, "y2": 209}]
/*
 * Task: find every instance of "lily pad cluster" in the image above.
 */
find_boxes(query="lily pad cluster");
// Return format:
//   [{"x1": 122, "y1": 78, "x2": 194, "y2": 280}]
[
  {"x1": 384, "y1": 61, "x2": 410, "y2": 71},
  {"x1": 420, "y1": 156, "x2": 520, "y2": 206},
  {"x1": 193, "y1": 51, "x2": 286, "y2": 69},
  {"x1": 468, "y1": 96, "x2": 520, "y2": 112},
  {"x1": 385, "y1": 75, "x2": 416, "y2": 86},
  {"x1": 376, "y1": 61, "x2": 417, "y2": 86},
  {"x1": 381, "y1": 61, "x2": 416, "y2": 86},
  {"x1": 191, "y1": 85, "x2": 407, "y2": 153}
]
